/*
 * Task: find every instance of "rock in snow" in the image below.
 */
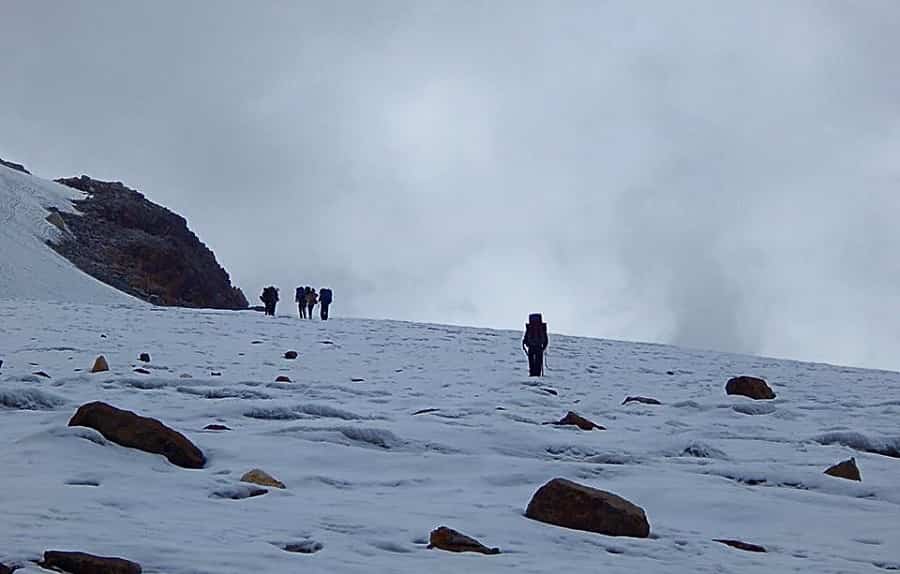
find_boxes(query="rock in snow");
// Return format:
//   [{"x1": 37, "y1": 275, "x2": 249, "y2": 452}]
[
  {"x1": 725, "y1": 376, "x2": 776, "y2": 400},
  {"x1": 714, "y1": 539, "x2": 767, "y2": 552},
  {"x1": 90, "y1": 355, "x2": 109, "y2": 373},
  {"x1": 622, "y1": 396, "x2": 661, "y2": 406},
  {"x1": 553, "y1": 411, "x2": 605, "y2": 430},
  {"x1": 284, "y1": 350, "x2": 298, "y2": 360},
  {"x1": 428, "y1": 526, "x2": 500, "y2": 555},
  {"x1": 241, "y1": 468, "x2": 286, "y2": 489},
  {"x1": 824, "y1": 457, "x2": 861, "y2": 481},
  {"x1": 38, "y1": 550, "x2": 142, "y2": 574},
  {"x1": 68, "y1": 401, "x2": 206, "y2": 469},
  {"x1": 525, "y1": 478, "x2": 650, "y2": 538},
  {"x1": 138, "y1": 353, "x2": 151, "y2": 363}
]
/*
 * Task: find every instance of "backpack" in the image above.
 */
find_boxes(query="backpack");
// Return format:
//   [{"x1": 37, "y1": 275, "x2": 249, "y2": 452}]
[
  {"x1": 320, "y1": 288, "x2": 333, "y2": 304},
  {"x1": 295, "y1": 287, "x2": 303, "y2": 302},
  {"x1": 524, "y1": 315, "x2": 548, "y2": 350}
]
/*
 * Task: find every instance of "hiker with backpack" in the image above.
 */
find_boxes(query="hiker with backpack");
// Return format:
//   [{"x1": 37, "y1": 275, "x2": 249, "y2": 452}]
[
  {"x1": 319, "y1": 288, "x2": 333, "y2": 320},
  {"x1": 260, "y1": 286, "x2": 279, "y2": 316},
  {"x1": 295, "y1": 286, "x2": 307, "y2": 318},
  {"x1": 305, "y1": 287, "x2": 318, "y2": 319},
  {"x1": 522, "y1": 313, "x2": 548, "y2": 376}
]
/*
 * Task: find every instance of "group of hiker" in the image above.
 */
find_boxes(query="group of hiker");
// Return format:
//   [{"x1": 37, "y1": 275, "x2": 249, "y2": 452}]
[
  {"x1": 260, "y1": 286, "x2": 547, "y2": 377},
  {"x1": 259, "y1": 286, "x2": 334, "y2": 320}
]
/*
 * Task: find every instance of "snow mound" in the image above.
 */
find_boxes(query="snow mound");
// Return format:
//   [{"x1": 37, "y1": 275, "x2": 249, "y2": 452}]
[
  {"x1": 814, "y1": 431, "x2": 900, "y2": 458},
  {"x1": 0, "y1": 388, "x2": 66, "y2": 410},
  {"x1": 244, "y1": 403, "x2": 366, "y2": 421}
]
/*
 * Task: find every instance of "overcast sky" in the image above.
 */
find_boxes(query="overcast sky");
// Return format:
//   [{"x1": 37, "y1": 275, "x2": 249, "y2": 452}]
[{"x1": 2, "y1": 1, "x2": 899, "y2": 370}]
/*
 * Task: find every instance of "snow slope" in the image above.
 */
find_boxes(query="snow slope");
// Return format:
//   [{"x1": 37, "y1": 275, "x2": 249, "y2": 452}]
[
  {"x1": 1, "y1": 300, "x2": 898, "y2": 573},
  {"x1": 0, "y1": 164, "x2": 133, "y2": 303}
]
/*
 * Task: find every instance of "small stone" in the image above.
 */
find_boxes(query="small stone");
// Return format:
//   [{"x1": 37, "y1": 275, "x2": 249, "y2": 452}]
[
  {"x1": 428, "y1": 526, "x2": 500, "y2": 555},
  {"x1": 133, "y1": 368, "x2": 150, "y2": 374},
  {"x1": 714, "y1": 539, "x2": 766, "y2": 552},
  {"x1": 413, "y1": 408, "x2": 440, "y2": 416},
  {"x1": 179, "y1": 373, "x2": 193, "y2": 379},
  {"x1": 90, "y1": 355, "x2": 109, "y2": 373},
  {"x1": 275, "y1": 375, "x2": 291, "y2": 383},
  {"x1": 204, "y1": 424, "x2": 231, "y2": 431},
  {"x1": 38, "y1": 550, "x2": 141, "y2": 574},
  {"x1": 138, "y1": 353, "x2": 151, "y2": 362},
  {"x1": 666, "y1": 370, "x2": 675, "y2": 375},
  {"x1": 100, "y1": 334, "x2": 107, "y2": 339},
  {"x1": 241, "y1": 468, "x2": 286, "y2": 489},
  {"x1": 351, "y1": 377, "x2": 365, "y2": 382},
  {"x1": 251, "y1": 340, "x2": 263, "y2": 345},
  {"x1": 283, "y1": 540, "x2": 323, "y2": 554},
  {"x1": 542, "y1": 388, "x2": 558, "y2": 396},
  {"x1": 824, "y1": 457, "x2": 861, "y2": 481},
  {"x1": 33, "y1": 371, "x2": 51, "y2": 378},
  {"x1": 554, "y1": 411, "x2": 605, "y2": 430},
  {"x1": 284, "y1": 350, "x2": 298, "y2": 360},
  {"x1": 210, "y1": 371, "x2": 222, "y2": 376},
  {"x1": 622, "y1": 396, "x2": 661, "y2": 406}
]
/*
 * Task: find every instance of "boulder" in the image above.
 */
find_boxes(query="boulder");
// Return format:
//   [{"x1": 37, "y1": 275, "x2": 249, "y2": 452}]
[
  {"x1": 554, "y1": 411, "x2": 605, "y2": 430},
  {"x1": 138, "y1": 353, "x2": 151, "y2": 363},
  {"x1": 68, "y1": 401, "x2": 205, "y2": 469},
  {"x1": 622, "y1": 396, "x2": 661, "y2": 406},
  {"x1": 38, "y1": 551, "x2": 141, "y2": 574},
  {"x1": 284, "y1": 350, "x2": 298, "y2": 360},
  {"x1": 0, "y1": 562, "x2": 14, "y2": 574},
  {"x1": 90, "y1": 355, "x2": 109, "y2": 373},
  {"x1": 714, "y1": 539, "x2": 766, "y2": 552},
  {"x1": 725, "y1": 376, "x2": 775, "y2": 400},
  {"x1": 241, "y1": 468, "x2": 286, "y2": 489},
  {"x1": 525, "y1": 478, "x2": 650, "y2": 538},
  {"x1": 275, "y1": 375, "x2": 291, "y2": 383},
  {"x1": 824, "y1": 457, "x2": 861, "y2": 481},
  {"x1": 428, "y1": 526, "x2": 500, "y2": 555}
]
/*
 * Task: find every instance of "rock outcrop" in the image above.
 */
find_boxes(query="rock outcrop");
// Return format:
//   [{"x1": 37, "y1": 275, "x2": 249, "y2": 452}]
[
  {"x1": 824, "y1": 457, "x2": 861, "y2": 481},
  {"x1": 68, "y1": 401, "x2": 206, "y2": 469},
  {"x1": 725, "y1": 376, "x2": 776, "y2": 400},
  {"x1": 428, "y1": 526, "x2": 500, "y2": 555},
  {"x1": 241, "y1": 468, "x2": 286, "y2": 489},
  {"x1": 554, "y1": 411, "x2": 604, "y2": 430},
  {"x1": 525, "y1": 478, "x2": 650, "y2": 538},
  {"x1": 38, "y1": 550, "x2": 141, "y2": 574},
  {"x1": 0, "y1": 157, "x2": 30, "y2": 174},
  {"x1": 51, "y1": 176, "x2": 247, "y2": 310}
]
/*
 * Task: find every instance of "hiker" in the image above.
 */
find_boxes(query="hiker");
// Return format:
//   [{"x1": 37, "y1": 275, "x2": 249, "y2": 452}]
[
  {"x1": 295, "y1": 286, "x2": 306, "y2": 318},
  {"x1": 260, "y1": 286, "x2": 279, "y2": 316},
  {"x1": 319, "y1": 287, "x2": 333, "y2": 320},
  {"x1": 522, "y1": 313, "x2": 548, "y2": 376},
  {"x1": 305, "y1": 287, "x2": 318, "y2": 319}
]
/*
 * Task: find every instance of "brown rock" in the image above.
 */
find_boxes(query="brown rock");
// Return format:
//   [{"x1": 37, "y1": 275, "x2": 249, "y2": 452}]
[
  {"x1": 622, "y1": 396, "x2": 661, "y2": 405},
  {"x1": 138, "y1": 353, "x2": 151, "y2": 363},
  {"x1": 90, "y1": 355, "x2": 109, "y2": 373},
  {"x1": 68, "y1": 401, "x2": 205, "y2": 469},
  {"x1": 241, "y1": 468, "x2": 286, "y2": 489},
  {"x1": 275, "y1": 375, "x2": 291, "y2": 383},
  {"x1": 428, "y1": 526, "x2": 500, "y2": 555},
  {"x1": 204, "y1": 424, "x2": 231, "y2": 431},
  {"x1": 38, "y1": 551, "x2": 141, "y2": 574},
  {"x1": 554, "y1": 411, "x2": 605, "y2": 430},
  {"x1": 284, "y1": 350, "x2": 298, "y2": 360},
  {"x1": 714, "y1": 539, "x2": 766, "y2": 552},
  {"x1": 525, "y1": 478, "x2": 650, "y2": 538},
  {"x1": 0, "y1": 562, "x2": 14, "y2": 574},
  {"x1": 725, "y1": 376, "x2": 775, "y2": 400},
  {"x1": 824, "y1": 457, "x2": 861, "y2": 481}
]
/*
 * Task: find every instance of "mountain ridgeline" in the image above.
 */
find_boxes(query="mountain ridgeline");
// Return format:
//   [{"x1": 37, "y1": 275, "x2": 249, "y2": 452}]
[{"x1": 50, "y1": 175, "x2": 248, "y2": 309}]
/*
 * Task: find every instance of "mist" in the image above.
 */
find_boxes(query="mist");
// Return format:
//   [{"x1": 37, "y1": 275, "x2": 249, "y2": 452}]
[{"x1": 2, "y1": 1, "x2": 899, "y2": 369}]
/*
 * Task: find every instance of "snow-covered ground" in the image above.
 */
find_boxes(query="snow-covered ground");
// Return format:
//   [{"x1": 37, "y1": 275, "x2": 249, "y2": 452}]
[
  {"x1": 0, "y1": 164, "x2": 133, "y2": 303},
  {"x1": 1, "y1": 299, "x2": 898, "y2": 573}
]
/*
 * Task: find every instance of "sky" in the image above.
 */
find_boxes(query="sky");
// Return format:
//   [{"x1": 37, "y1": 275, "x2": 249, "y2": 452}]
[{"x1": 2, "y1": 1, "x2": 899, "y2": 370}]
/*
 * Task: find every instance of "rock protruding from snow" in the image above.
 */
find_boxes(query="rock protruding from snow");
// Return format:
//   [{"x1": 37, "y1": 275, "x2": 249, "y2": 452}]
[
  {"x1": 428, "y1": 526, "x2": 500, "y2": 555},
  {"x1": 241, "y1": 468, "x2": 286, "y2": 489},
  {"x1": 39, "y1": 550, "x2": 142, "y2": 574},
  {"x1": 714, "y1": 539, "x2": 767, "y2": 552},
  {"x1": 622, "y1": 396, "x2": 661, "y2": 405},
  {"x1": 284, "y1": 350, "x2": 298, "y2": 360},
  {"x1": 824, "y1": 457, "x2": 861, "y2": 481},
  {"x1": 204, "y1": 424, "x2": 231, "y2": 431},
  {"x1": 554, "y1": 411, "x2": 605, "y2": 430},
  {"x1": 725, "y1": 376, "x2": 775, "y2": 400},
  {"x1": 52, "y1": 175, "x2": 248, "y2": 310},
  {"x1": 525, "y1": 478, "x2": 650, "y2": 538},
  {"x1": 68, "y1": 401, "x2": 206, "y2": 469},
  {"x1": 0, "y1": 561, "x2": 14, "y2": 574},
  {"x1": 275, "y1": 375, "x2": 291, "y2": 383},
  {"x1": 90, "y1": 355, "x2": 110, "y2": 373},
  {"x1": 138, "y1": 353, "x2": 151, "y2": 363},
  {"x1": 0, "y1": 157, "x2": 29, "y2": 174}
]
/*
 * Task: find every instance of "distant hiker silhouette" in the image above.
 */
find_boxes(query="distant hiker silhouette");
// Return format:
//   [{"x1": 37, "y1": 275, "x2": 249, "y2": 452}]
[
  {"x1": 522, "y1": 313, "x2": 548, "y2": 376},
  {"x1": 295, "y1": 286, "x2": 306, "y2": 318},
  {"x1": 260, "y1": 286, "x2": 279, "y2": 316},
  {"x1": 319, "y1": 287, "x2": 333, "y2": 320},
  {"x1": 306, "y1": 287, "x2": 318, "y2": 319}
]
